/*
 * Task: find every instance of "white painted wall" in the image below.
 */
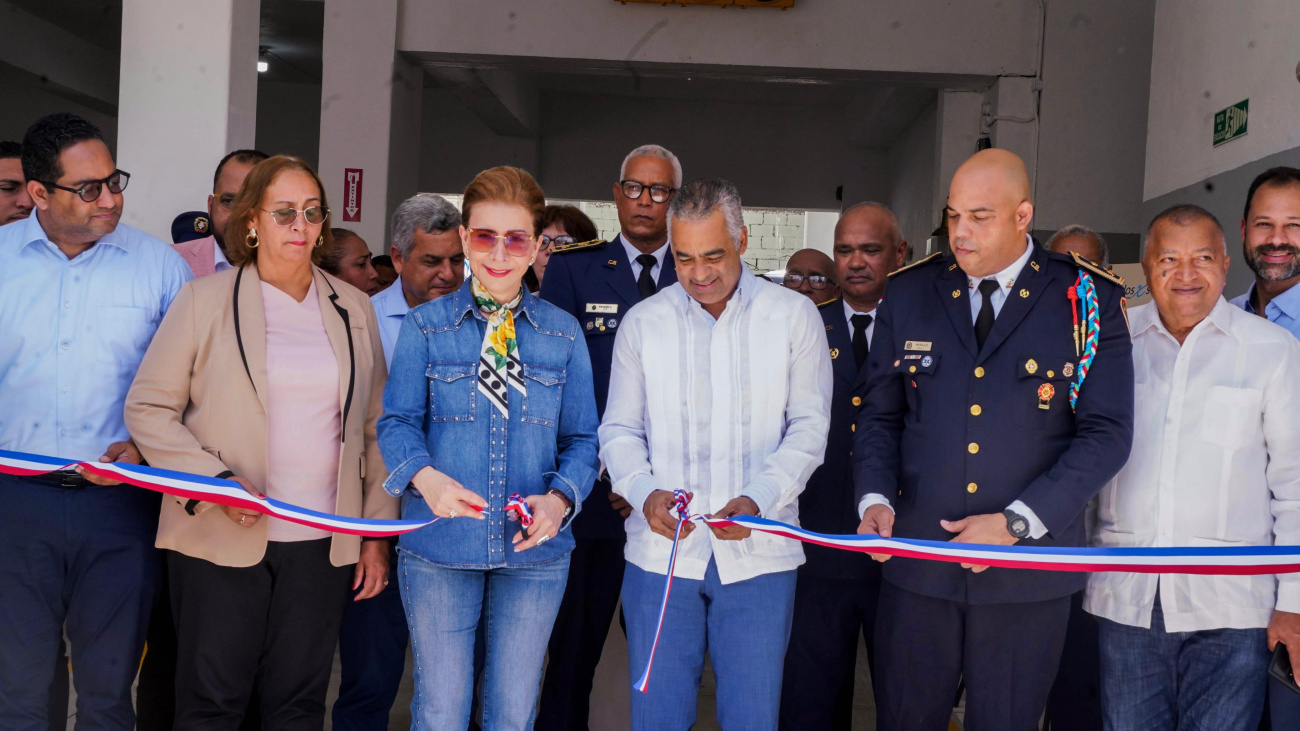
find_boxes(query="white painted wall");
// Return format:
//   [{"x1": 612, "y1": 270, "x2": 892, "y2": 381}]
[
  {"x1": 1143, "y1": 0, "x2": 1300, "y2": 200},
  {"x1": 398, "y1": 0, "x2": 1040, "y2": 78}
]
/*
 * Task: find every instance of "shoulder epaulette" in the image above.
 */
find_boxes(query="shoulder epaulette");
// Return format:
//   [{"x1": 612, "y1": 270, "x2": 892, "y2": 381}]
[
  {"x1": 816, "y1": 297, "x2": 841, "y2": 309},
  {"x1": 887, "y1": 251, "x2": 944, "y2": 278},
  {"x1": 550, "y1": 238, "x2": 607, "y2": 255},
  {"x1": 1069, "y1": 251, "x2": 1124, "y2": 287}
]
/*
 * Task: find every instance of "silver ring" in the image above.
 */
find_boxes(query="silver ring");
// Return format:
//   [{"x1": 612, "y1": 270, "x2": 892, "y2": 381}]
[
  {"x1": 537, "y1": 534, "x2": 551, "y2": 545},
  {"x1": 448, "y1": 509, "x2": 457, "y2": 519}
]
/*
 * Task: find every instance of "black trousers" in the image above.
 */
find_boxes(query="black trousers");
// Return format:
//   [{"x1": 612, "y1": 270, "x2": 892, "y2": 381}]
[
  {"x1": 874, "y1": 581, "x2": 1071, "y2": 731},
  {"x1": 535, "y1": 537, "x2": 626, "y2": 731},
  {"x1": 1042, "y1": 592, "x2": 1102, "y2": 731},
  {"x1": 780, "y1": 570, "x2": 882, "y2": 731},
  {"x1": 170, "y1": 539, "x2": 351, "y2": 731}
]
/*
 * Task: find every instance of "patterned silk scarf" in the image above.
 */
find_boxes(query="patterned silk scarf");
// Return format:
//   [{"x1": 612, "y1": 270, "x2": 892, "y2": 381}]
[{"x1": 472, "y1": 277, "x2": 527, "y2": 417}]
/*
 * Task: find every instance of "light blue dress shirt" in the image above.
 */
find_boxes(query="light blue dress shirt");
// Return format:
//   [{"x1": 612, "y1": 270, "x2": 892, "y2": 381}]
[
  {"x1": 0, "y1": 213, "x2": 193, "y2": 461},
  {"x1": 371, "y1": 278, "x2": 411, "y2": 370},
  {"x1": 1230, "y1": 281, "x2": 1300, "y2": 341}
]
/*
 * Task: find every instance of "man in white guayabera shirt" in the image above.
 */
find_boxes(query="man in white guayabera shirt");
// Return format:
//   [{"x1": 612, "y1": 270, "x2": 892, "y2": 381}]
[
  {"x1": 1086, "y1": 204, "x2": 1300, "y2": 731},
  {"x1": 599, "y1": 178, "x2": 833, "y2": 730}
]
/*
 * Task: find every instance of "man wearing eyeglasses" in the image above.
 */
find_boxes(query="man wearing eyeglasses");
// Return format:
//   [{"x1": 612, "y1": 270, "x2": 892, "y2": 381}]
[
  {"x1": 536, "y1": 144, "x2": 682, "y2": 730},
  {"x1": 781, "y1": 202, "x2": 908, "y2": 730},
  {"x1": 781, "y1": 249, "x2": 841, "y2": 304},
  {"x1": 0, "y1": 113, "x2": 193, "y2": 731},
  {"x1": 174, "y1": 149, "x2": 269, "y2": 278}
]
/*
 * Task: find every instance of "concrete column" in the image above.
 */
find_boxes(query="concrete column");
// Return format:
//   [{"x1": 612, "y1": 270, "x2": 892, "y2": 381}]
[
  {"x1": 935, "y1": 90, "x2": 985, "y2": 207},
  {"x1": 987, "y1": 76, "x2": 1040, "y2": 195},
  {"x1": 318, "y1": 0, "x2": 424, "y2": 253},
  {"x1": 116, "y1": 0, "x2": 260, "y2": 239}
]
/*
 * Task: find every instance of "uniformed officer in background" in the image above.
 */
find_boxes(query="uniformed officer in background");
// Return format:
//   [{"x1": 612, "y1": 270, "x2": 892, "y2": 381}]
[
  {"x1": 780, "y1": 202, "x2": 908, "y2": 730},
  {"x1": 536, "y1": 143, "x2": 682, "y2": 730},
  {"x1": 854, "y1": 149, "x2": 1134, "y2": 731}
]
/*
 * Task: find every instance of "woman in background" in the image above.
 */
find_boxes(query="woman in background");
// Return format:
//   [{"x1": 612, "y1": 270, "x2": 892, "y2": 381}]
[{"x1": 524, "y1": 204, "x2": 599, "y2": 293}]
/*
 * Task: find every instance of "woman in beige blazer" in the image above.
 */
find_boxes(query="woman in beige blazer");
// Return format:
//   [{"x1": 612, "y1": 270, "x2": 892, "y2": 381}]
[{"x1": 125, "y1": 156, "x2": 396, "y2": 730}]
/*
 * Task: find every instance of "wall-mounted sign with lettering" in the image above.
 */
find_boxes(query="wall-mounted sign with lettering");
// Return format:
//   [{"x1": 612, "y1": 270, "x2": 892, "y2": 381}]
[{"x1": 1213, "y1": 99, "x2": 1249, "y2": 147}]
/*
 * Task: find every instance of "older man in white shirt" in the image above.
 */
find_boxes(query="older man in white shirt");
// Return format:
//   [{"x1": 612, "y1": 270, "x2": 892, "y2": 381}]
[
  {"x1": 600, "y1": 178, "x2": 832, "y2": 730},
  {"x1": 1086, "y1": 204, "x2": 1300, "y2": 731}
]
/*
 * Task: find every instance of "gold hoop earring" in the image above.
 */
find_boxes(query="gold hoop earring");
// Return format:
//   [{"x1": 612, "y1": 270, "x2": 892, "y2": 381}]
[
  {"x1": 315, "y1": 235, "x2": 324, "y2": 248},
  {"x1": 246, "y1": 228, "x2": 259, "y2": 248}
]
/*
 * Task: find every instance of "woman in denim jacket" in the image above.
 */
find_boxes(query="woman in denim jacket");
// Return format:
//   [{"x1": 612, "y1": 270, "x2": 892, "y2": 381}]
[{"x1": 377, "y1": 167, "x2": 599, "y2": 730}]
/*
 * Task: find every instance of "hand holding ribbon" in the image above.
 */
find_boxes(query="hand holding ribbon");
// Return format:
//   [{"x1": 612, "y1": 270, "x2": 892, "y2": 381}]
[{"x1": 412, "y1": 466, "x2": 486, "y2": 521}]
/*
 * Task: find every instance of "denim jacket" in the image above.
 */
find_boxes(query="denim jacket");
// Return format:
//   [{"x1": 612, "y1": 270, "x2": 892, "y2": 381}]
[{"x1": 378, "y1": 280, "x2": 600, "y2": 568}]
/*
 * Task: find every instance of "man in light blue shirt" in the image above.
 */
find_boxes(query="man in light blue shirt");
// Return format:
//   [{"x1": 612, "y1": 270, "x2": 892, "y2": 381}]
[
  {"x1": 0, "y1": 113, "x2": 191, "y2": 731},
  {"x1": 1230, "y1": 165, "x2": 1300, "y2": 728},
  {"x1": 333, "y1": 192, "x2": 463, "y2": 731}
]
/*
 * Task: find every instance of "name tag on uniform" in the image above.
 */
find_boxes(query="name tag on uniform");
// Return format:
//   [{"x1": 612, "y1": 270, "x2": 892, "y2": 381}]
[
  {"x1": 904, "y1": 341, "x2": 932, "y2": 352},
  {"x1": 586, "y1": 303, "x2": 618, "y2": 314}
]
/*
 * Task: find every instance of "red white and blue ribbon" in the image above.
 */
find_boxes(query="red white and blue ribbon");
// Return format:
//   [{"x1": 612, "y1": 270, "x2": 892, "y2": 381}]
[
  {"x1": 633, "y1": 489, "x2": 692, "y2": 694},
  {"x1": 0, "y1": 449, "x2": 439, "y2": 537},
  {"x1": 631, "y1": 496, "x2": 1300, "y2": 692},
  {"x1": 505, "y1": 493, "x2": 535, "y2": 537}
]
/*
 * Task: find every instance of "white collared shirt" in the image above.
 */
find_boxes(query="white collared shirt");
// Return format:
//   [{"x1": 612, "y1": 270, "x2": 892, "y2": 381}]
[
  {"x1": 857, "y1": 234, "x2": 1045, "y2": 538},
  {"x1": 213, "y1": 241, "x2": 231, "y2": 273},
  {"x1": 1084, "y1": 299, "x2": 1300, "y2": 632},
  {"x1": 620, "y1": 233, "x2": 668, "y2": 284},
  {"x1": 843, "y1": 299, "x2": 876, "y2": 345},
  {"x1": 599, "y1": 266, "x2": 833, "y2": 584}
]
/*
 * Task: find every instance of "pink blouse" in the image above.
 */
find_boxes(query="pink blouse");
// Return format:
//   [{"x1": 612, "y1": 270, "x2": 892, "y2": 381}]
[{"x1": 261, "y1": 280, "x2": 341, "y2": 542}]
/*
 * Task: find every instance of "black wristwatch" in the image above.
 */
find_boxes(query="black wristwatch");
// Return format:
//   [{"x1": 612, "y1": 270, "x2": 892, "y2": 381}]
[{"x1": 1003, "y1": 509, "x2": 1031, "y2": 539}]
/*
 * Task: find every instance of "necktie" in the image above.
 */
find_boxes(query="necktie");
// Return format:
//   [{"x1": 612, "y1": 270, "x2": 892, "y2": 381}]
[
  {"x1": 851, "y1": 313, "x2": 873, "y2": 369},
  {"x1": 974, "y1": 279, "x2": 1001, "y2": 350},
  {"x1": 636, "y1": 254, "x2": 658, "y2": 300}
]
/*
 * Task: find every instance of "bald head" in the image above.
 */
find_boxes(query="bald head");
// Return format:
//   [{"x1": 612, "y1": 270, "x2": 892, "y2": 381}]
[
  {"x1": 946, "y1": 148, "x2": 1035, "y2": 278},
  {"x1": 782, "y1": 248, "x2": 840, "y2": 304}
]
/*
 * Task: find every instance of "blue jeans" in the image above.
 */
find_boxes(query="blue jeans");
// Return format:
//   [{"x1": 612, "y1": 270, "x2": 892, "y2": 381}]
[
  {"x1": 1098, "y1": 597, "x2": 1268, "y2": 731},
  {"x1": 399, "y1": 550, "x2": 570, "y2": 731},
  {"x1": 622, "y1": 558, "x2": 797, "y2": 731}
]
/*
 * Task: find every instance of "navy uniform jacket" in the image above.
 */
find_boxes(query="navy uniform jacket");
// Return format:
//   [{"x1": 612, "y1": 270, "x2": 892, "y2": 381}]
[
  {"x1": 853, "y1": 245, "x2": 1134, "y2": 605},
  {"x1": 539, "y1": 235, "x2": 678, "y2": 540},
  {"x1": 800, "y1": 298, "x2": 878, "y2": 581}
]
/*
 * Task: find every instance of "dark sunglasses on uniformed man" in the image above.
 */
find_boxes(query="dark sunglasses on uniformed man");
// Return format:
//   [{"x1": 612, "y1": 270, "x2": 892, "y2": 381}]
[
  {"x1": 619, "y1": 180, "x2": 675, "y2": 204},
  {"x1": 783, "y1": 272, "x2": 832, "y2": 290},
  {"x1": 261, "y1": 205, "x2": 329, "y2": 226},
  {"x1": 41, "y1": 170, "x2": 130, "y2": 203},
  {"x1": 467, "y1": 228, "x2": 535, "y2": 257}
]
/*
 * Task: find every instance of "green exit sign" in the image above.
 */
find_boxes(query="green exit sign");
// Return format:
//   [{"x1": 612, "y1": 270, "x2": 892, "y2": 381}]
[{"x1": 1213, "y1": 99, "x2": 1249, "y2": 147}]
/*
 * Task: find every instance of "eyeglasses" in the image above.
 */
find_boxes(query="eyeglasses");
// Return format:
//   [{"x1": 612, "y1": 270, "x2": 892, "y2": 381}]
[
  {"x1": 261, "y1": 206, "x2": 329, "y2": 226},
  {"x1": 619, "y1": 180, "x2": 675, "y2": 204},
  {"x1": 783, "y1": 273, "x2": 832, "y2": 290},
  {"x1": 467, "y1": 228, "x2": 535, "y2": 257},
  {"x1": 538, "y1": 234, "x2": 574, "y2": 250},
  {"x1": 41, "y1": 170, "x2": 130, "y2": 203}
]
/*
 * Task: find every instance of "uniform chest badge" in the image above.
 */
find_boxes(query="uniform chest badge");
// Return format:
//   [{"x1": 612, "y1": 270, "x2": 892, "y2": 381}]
[
  {"x1": 1025, "y1": 358, "x2": 1038, "y2": 374},
  {"x1": 921, "y1": 355, "x2": 933, "y2": 367},
  {"x1": 1037, "y1": 383, "x2": 1055, "y2": 410},
  {"x1": 586, "y1": 303, "x2": 618, "y2": 314},
  {"x1": 829, "y1": 348, "x2": 839, "y2": 360},
  {"x1": 1063, "y1": 362, "x2": 1075, "y2": 378}
]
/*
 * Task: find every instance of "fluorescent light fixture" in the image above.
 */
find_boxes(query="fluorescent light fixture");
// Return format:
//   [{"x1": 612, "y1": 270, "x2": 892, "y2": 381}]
[{"x1": 257, "y1": 60, "x2": 269, "y2": 73}]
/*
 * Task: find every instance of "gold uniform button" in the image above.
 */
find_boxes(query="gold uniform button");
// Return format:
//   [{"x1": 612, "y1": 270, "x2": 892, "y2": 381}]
[
  {"x1": 851, "y1": 423, "x2": 856, "y2": 432},
  {"x1": 1047, "y1": 370, "x2": 1055, "y2": 378},
  {"x1": 970, "y1": 404, "x2": 982, "y2": 416},
  {"x1": 968, "y1": 442, "x2": 980, "y2": 454},
  {"x1": 852, "y1": 396, "x2": 862, "y2": 406},
  {"x1": 974, "y1": 367, "x2": 985, "y2": 378},
  {"x1": 909, "y1": 365, "x2": 917, "y2": 373},
  {"x1": 967, "y1": 482, "x2": 978, "y2": 494}
]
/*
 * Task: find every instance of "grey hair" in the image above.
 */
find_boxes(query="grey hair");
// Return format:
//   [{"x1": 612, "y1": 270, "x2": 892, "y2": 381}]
[
  {"x1": 620, "y1": 144, "x2": 683, "y2": 189},
  {"x1": 1046, "y1": 224, "x2": 1112, "y2": 268},
  {"x1": 840, "y1": 201, "x2": 903, "y2": 245},
  {"x1": 667, "y1": 178, "x2": 745, "y2": 249},
  {"x1": 390, "y1": 193, "x2": 462, "y2": 260},
  {"x1": 1141, "y1": 204, "x2": 1227, "y2": 258}
]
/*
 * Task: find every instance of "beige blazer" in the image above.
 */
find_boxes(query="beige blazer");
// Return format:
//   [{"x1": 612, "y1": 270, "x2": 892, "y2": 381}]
[{"x1": 124, "y1": 263, "x2": 396, "y2": 568}]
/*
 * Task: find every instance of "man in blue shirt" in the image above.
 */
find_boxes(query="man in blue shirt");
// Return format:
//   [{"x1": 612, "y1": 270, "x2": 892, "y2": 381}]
[
  {"x1": 332, "y1": 193, "x2": 464, "y2": 731},
  {"x1": 1230, "y1": 166, "x2": 1300, "y2": 727},
  {"x1": 0, "y1": 113, "x2": 192, "y2": 731}
]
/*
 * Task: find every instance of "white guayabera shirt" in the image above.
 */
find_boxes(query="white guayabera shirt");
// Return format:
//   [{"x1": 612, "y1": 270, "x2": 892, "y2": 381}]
[
  {"x1": 1085, "y1": 299, "x2": 1300, "y2": 632},
  {"x1": 599, "y1": 266, "x2": 833, "y2": 585}
]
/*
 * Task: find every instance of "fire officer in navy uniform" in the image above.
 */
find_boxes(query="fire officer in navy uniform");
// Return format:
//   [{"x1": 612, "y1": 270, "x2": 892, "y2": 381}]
[
  {"x1": 536, "y1": 144, "x2": 682, "y2": 730},
  {"x1": 854, "y1": 149, "x2": 1134, "y2": 731},
  {"x1": 780, "y1": 203, "x2": 909, "y2": 730}
]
